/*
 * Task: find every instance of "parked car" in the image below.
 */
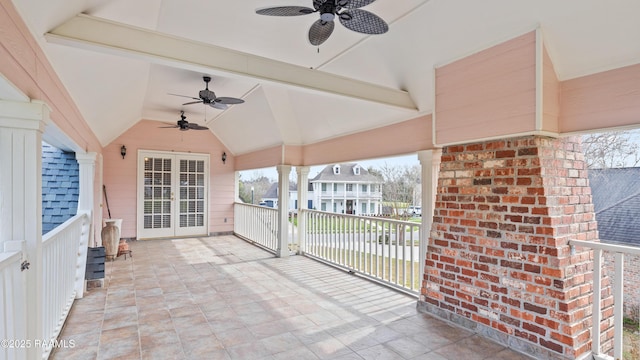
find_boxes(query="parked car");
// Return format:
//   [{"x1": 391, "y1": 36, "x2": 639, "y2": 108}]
[{"x1": 408, "y1": 206, "x2": 421, "y2": 216}]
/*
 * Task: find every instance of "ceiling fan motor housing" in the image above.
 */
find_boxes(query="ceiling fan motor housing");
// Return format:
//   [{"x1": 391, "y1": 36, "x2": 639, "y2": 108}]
[
  {"x1": 319, "y1": 1, "x2": 336, "y2": 21},
  {"x1": 199, "y1": 89, "x2": 216, "y2": 103}
]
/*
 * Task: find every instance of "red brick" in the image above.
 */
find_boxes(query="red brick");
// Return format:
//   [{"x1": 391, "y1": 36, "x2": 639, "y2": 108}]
[
  {"x1": 514, "y1": 329, "x2": 538, "y2": 343},
  {"x1": 511, "y1": 206, "x2": 530, "y2": 213},
  {"x1": 466, "y1": 143, "x2": 485, "y2": 151},
  {"x1": 537, "y1": 317, "x2": 560, "y2": 331},
  {"x1": 480, "y1": 273, "x2": 500, "y2": 284},
  {"x1": 517, "y1": 177, "x2": 532, "y2": 185},
  {"x1": 524, "y1": 302, "x2": 547, "y2": 315},
  {"x1": 518, "y1": 147, "x2": 538, "y2": 156},
  {"x1": 496, "y1": 150, "x2": 516, "y2": 158},
  {"x1": 501, "y1": 259, "x2": 523, "y2": 270},
  {"x1": 540, "y1": 338, "x2": 564, "y2": 354},
  {"x1": 523, "y1": 321, "x2": 546, "y2": 336},
  {"x1": 502, "y1": 296, "x2": 521, "y2": 307},
  {"x1": 524, "y1": 263, "x2": 541, "y2": 274}
]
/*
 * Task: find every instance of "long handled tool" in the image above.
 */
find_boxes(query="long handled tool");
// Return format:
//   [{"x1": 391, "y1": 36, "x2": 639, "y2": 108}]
[{"x1": 103, "y1": 185, "x2": 111, "y2": 219}]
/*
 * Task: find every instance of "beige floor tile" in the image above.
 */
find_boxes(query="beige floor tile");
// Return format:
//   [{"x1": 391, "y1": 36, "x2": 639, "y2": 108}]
[{"x1": 53, "y1": 236, "x2": 532, "y2": 360}]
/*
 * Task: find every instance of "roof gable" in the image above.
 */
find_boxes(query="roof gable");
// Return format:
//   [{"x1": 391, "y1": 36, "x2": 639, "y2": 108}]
[{"x1": 310, "y1": 163, "x2": 381, "y2": 183}]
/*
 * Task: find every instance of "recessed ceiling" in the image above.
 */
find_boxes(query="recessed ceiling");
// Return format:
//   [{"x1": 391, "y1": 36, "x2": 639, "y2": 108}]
[{"x1": 11, "y1": 0, "x2": 640, "y2": 155}]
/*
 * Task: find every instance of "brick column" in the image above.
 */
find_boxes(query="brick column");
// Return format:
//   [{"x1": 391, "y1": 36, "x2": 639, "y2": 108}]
[{"x1": 418, "y1": 135, "x2": 612, "y2": 359}]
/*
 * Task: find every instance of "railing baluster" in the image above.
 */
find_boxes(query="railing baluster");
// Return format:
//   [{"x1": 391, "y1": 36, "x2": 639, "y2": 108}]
[
  {"x1": 614, "y1": 252, "x2": 624, "y2": 360},
  {"x1": 387, "y1": 221, "x2": 391, "y2": 282},
  {"x1": 394, "y1": 223, "x2": 399, "y2": 285}
]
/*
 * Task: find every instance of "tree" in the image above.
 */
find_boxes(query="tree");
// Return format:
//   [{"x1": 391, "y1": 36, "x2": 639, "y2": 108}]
[
  {"x1": 371, "y1": 163, "x2": 421, "y2": 217},
  {"x1": 581, "y1": 130, "x2": 640, "y2": 169},
  {"x1": 238, "y1": 174, "x2": 272, "y2": 204}
]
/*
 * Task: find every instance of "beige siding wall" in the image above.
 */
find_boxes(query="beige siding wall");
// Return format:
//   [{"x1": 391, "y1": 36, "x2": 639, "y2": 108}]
[
  {"x1": 560, "y1": 63, "x2": 640, "y2": 133},
  {"x1": 541, "y1": 46, "x2": 560, "y2": 133},
  {"x1": 435, "y1": 31, "x2": 537, "y2": 145},
  {"x1": 103, "y1": 120, "x2": 235, "y2": 238}
]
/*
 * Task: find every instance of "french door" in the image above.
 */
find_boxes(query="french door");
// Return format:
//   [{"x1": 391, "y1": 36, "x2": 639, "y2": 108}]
[{"x1": 137, "y1": 150, "x2": 209, "y2": 239}]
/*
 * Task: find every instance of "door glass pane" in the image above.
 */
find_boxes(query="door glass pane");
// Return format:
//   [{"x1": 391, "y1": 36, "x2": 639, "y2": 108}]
[
  {"x1": 178, "y1": 159, "x2": 205, "y2": 229},
  {"x1": 143, "y1": 156, "x2": 172, "y2": 229}
]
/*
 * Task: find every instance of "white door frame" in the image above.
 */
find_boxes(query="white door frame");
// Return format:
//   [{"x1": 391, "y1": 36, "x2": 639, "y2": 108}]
[{"x1": 136, "y1": 150, "x2": 209, "y2": 239}]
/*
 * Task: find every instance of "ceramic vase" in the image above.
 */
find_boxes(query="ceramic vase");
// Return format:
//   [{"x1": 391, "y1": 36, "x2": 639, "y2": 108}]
[{"x1": 101, "y1": 220, "x2": 120, "y2": 260}]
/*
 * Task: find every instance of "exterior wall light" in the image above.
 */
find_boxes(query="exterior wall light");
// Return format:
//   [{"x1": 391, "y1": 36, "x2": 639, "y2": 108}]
[
  {"x1": 120, "y1": 145, "x2": 127, "y2": 159},
  {"x1": 222, "y1": 152, "x2": 227, "y2": 164}
]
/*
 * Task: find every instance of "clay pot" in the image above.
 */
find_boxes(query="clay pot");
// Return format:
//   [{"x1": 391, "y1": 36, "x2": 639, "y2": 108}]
[{"x1": 101, "y1": 220, "x2": 120, "y2": 260}]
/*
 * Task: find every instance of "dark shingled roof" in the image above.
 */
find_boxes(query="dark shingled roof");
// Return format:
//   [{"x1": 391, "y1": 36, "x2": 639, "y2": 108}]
[
  {"x1": 262, "y1": 181, "x2": 313, "y2": 199},
  {"x1": 263, "y1": 182, "x2": 295, "y2": 199},
  {"x1": 588, "y1": 167, "x2": 640, "y2": 245},
  {"x1": 310, "y1": 163, "x2": 381, "y2": 183},
  {"x1": 42, "y1": 142, "x2": 79, "y2": 235}
]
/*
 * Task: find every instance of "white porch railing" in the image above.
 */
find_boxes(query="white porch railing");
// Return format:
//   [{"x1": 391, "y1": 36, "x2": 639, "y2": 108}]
[
  {"x1": 303, "y1": 209, "x2": 421, "y2": 294},
  {"x1": 0, "y1": 249, "x2": 28, "y2": 360},
  {"x1": 41, "y1": 211, "x2": 91, "y2": 359},
  {"x1": 569, "y1": 239, "x2": 640, "y2": 360},
  {"x1": 234, "y1": 203, "x2": 278, "y2": 253}
]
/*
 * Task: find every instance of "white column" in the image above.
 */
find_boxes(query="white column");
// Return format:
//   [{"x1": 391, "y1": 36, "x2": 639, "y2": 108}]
[
  {"x1": 0, "y1": 99, "x2": 50, "y2": 360},
  {"x1": 296, "y1": 166, "x2": 310, "y2": 254},
  {"x1": 343, "y1": 183, "x2": 347, "y2": 214},
  {"x1": 75, "y1": 152, "x2": 97, "y2": 298},
  {"x1": 418, "y1": 149, "x2": 442, "y2": 283},
  {"x1": 276, "y1": 165, "x2": 291, "y2": 258},
  {"x1": 234, "y1": 171, "x2": 240, "y2": 202}
]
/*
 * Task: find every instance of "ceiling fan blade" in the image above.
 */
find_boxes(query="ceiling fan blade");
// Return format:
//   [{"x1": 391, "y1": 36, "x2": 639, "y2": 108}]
[
  {"x1": 342, "y1": 0, "x2": 376, "y2": 9},
  {"x1": 168, "y1": 93, "x2": 200, "y2": 100},
  {"x1": 187, "y1": 123, "x2": 209, "y2": 130},
  {"x1": 339, "y1": 9, "x2": 388, "y2": 34},
  {"x1": 256, "y1": 6, "x2": 315, "y2": 16},
  {"x1": 159, "y1": 125, "x2": 179, "y2": 128},
  {"x1": 215, "y1": 97, "x2": 245, "y2": 105},
  {"x1": 182, "y1": 100, "x2": 204, "y2": 105},
  {"x1": 309, "y1": 19, "x2": 335, "y2": 46},
  {"x1": 210, "y1": 102, "x2": 228, "y2": 110}
]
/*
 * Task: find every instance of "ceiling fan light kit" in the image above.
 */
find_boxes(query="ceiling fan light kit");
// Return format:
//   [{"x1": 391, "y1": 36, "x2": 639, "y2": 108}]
[{"x1": 256, "y1": 0, "x2": 388, "y2": 46}]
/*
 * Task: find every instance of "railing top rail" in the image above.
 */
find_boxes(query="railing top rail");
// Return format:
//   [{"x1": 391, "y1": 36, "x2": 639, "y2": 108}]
[
  {"x1": 234, "y1": 202, "x2": 278, "y2": 212},
  {"x1": 42, "y1": 211, "x2": 90, "y2": 244},
  {"x1": 301, "y1": 208, "x2": 420, "y2": 226},
  {"x1": 569, "y1": 239, "x2": 640, "y2": 256}
]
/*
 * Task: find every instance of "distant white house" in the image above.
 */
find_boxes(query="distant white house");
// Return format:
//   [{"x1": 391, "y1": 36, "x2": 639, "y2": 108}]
[
  {"x1": 260, "y1": 163, "x2": 383, "y2": 215},
  {"x1": 310, "y1": 163, "x2": 382, "y2": 215}
]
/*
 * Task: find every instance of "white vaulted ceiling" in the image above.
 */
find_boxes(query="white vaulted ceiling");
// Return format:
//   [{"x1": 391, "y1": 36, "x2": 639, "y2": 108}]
[{"x1": 11, "y1": 0, "x2": 640, "y2": 155}]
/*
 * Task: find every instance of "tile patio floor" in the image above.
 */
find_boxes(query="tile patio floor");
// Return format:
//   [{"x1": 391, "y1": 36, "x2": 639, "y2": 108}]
[{"x1": 51, "y1": 235, "x2": 533, "y2": 360}]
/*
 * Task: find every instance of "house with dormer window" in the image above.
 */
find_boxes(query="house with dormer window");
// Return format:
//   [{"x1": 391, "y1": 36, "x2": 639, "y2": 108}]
[{"x1": 310, "y1": 163, "x2": 382, "y2": 215}]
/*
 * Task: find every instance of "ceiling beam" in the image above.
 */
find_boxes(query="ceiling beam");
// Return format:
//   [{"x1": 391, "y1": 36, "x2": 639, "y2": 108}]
[{"x1": 45, "y1": 14, "x2": 417, "y2": 111}]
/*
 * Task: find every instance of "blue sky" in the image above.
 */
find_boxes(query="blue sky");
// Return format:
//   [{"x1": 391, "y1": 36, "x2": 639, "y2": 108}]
[{"x1": 239, "y1": 154, "x2": 420, "y2": 182}]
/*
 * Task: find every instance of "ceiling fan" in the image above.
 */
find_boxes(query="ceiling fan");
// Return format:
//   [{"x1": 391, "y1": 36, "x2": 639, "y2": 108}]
[
  {"x1": 169, "y1": 76, "x2": 245, "y2": 110},
  {"x1": 160, "y1": 111, "x2": 209, "y2": 131},
  {"x1": 256, "y1": 0, "x2": 388, "y2": 46}
]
